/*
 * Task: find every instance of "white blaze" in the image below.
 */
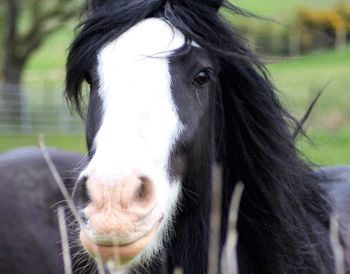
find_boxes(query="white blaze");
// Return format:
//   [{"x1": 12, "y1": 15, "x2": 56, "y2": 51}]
[
  {"x1": 81, "y1": 18, "x2": 186, "y2": 265},
  {"x1": 92, "y1": 18, "x2": 185, "y2": 176}
]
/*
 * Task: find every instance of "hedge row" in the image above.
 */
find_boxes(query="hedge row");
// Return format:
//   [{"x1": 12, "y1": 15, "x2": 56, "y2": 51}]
[{"x1": 298, "y1": 4, "x2": 350, "y2": 33}]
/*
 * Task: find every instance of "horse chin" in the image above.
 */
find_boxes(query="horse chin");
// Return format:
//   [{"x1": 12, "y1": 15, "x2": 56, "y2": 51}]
[{"x1": 80, "y1": 223, "x2": 160, "y2": 266}]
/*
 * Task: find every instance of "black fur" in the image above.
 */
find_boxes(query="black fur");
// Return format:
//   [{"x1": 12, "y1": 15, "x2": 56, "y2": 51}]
[
  {"x1": 320, "y1": 166, "x2": 350, "y2": 269},
  {"x1": 0, "y1": 148, "x2": 83, "y2": 274},
  {"x1": 65, "y1": 1, "x2": 334, "y2": 273}
]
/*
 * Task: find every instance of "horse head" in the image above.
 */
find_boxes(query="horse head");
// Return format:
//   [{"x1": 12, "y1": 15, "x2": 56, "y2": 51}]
[{"x1": 65, "y1": 1, "x2": 333, "y2": 273}]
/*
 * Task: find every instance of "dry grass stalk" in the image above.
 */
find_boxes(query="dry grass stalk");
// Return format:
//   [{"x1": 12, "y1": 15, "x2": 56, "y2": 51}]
[
  {"x1": 38, "y1": 135, "x2": 83, "y2": 227},
  {"x1": 221, "y1": 182, "x2": 244, "y2": 274},
  {"x1": 330, "y1": 214, "x2": 345, "y2": 274},
  {"x1": 38, "y1": 135, "x2": 106, "y2": 274},
  {"x1": 114, "y1": 239, "x2": 121, "y2": 265},
  {"x1": 58, "y1": 206, "x2": 73, "y2": 274},
  {"x1": 173, "y1": 267, "x2": 184, "y2": 274},
  {"x1": 95, "y1": 257, "x2": 107, "y2": 274},
  {"x1": 105, "y1": 260, "x2": 118, "y2": 274},
  {"x1": 208, "y1": 164, "x2": 223, "y2": 274}
]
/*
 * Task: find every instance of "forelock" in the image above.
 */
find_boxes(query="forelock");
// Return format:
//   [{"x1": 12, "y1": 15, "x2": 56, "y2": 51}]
[{"x1": 65, "y1": 0, "x2": 253, "y2": 113}]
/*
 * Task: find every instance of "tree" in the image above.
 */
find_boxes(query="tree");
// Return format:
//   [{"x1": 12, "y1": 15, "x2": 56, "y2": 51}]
[{"x1": 0, "y1": 0, "x2": 83, "y2": 121}]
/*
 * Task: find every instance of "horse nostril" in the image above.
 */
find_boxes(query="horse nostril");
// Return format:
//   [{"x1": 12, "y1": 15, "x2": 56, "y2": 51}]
[
  {"x1": 72, "y1": 176, "x2": 90, "y2": 218},
  {"x1": 135, "y1": 176, "x2": 153, "y2": 205},
  {"x1": 119, "y1": 175, "x2": 156, "y2": 214},
  {"x1": 130, "y1": 176, "x2": 156, "y2": 214}
]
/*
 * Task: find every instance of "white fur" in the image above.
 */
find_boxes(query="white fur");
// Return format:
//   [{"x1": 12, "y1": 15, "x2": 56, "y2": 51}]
[{"x1": 80, "y1": 18, "x2": 186, "y2": 268}]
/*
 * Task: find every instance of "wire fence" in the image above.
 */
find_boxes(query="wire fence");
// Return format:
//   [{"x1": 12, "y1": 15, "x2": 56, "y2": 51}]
[{"x1": 0, "y1": 83, "x2": 84, "y2": 135}]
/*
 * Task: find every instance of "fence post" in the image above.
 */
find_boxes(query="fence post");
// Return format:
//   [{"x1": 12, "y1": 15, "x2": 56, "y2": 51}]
[
  {"x1": 335, "y1": 27, "x2": 347, "y2": 51},
  {"x1": 289, "y1": 28, "x2": 301, "y2": 56},
  {"x1": 20, "y1": 86, "x2": 32, "y2": 134}
]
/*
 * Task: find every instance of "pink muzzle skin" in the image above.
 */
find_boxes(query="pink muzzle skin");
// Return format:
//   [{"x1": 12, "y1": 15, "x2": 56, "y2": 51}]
[
  {"x1": 78, "y1": 172, "x2": 162, "y2": 264},
  {"x1": 80, "y1": 220, "x2": 161, "y2": 264}
]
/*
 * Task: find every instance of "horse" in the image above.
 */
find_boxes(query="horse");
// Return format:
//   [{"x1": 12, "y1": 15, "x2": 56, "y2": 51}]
[
  {"x1": 63, "y1": 0, "x2": 347, "y2": 273},
  {"x1": 0, "y1": 0, "x2": 348, "y2": 273}
]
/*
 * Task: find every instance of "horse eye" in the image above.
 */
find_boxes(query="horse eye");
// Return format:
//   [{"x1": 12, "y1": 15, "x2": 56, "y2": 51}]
[{"x1": 193, "y1": 69, "x2": 211, "y2": 87}]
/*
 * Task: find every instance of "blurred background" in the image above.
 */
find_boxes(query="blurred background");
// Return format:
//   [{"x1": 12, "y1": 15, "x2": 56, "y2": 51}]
[{"x1": 0, "y1": 0, "x2": 349, "y2": 165}]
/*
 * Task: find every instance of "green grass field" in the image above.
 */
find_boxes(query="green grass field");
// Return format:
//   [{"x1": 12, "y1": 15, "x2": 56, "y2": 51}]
[
  {"x1": 1, "y1": 1, "x2": 350, "y2": 166},
  {"x1": 0, "y1": 135, "x2": 86, "y2": 154},
  {"x1": 23, "y1": 26, "x2": 74, "y2": 89},
  {"x1": 232, "y1": 0, "x2": 347, "y2": 17},
  {"x1": 271, "y1": 47, "x2": 350, "y2": 165}
]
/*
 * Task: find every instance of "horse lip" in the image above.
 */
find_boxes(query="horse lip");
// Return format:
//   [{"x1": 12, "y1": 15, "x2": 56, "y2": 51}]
[
  {"x1": 82, "y1": 211, "x2": 164, "y2": 246},
  {"x1": 80, "y1": 219, "x2": 162, "y2": 263},
  {"x1": 91, "y1": 231, "x2": 151, "y2": 247}
]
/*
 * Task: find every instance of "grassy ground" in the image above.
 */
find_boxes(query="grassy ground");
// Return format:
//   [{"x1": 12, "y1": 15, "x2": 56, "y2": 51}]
[
  {"x1": 0, "y1": 135, "x2": 86, "y2": 154},
  {"x1": 298, "y1": 126, "x2": 350, "y2": 166},
  {"x1": 270, "y1": 47, "x2": 350, "y2": 119},
  {"x1": 269, "y1": 46, "x2": 350, "y2": 165},
  {"x1": 1, "y1": 2, "x2": 350, "y2": 165}
]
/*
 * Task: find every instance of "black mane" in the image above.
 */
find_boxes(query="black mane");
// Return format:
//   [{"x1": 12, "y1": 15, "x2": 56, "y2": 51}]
[
  {"x1": 66, "y1": 1, "x2": 333, "y2": 273},
  {"x1": 65, "y1": 0, "x2": 246, "y2": 113}
]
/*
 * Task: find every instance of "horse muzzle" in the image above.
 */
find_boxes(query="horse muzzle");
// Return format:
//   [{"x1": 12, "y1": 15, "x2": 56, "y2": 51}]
[{"x1": 73, "y1": 172, "x2": 163, "y2": 264}]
